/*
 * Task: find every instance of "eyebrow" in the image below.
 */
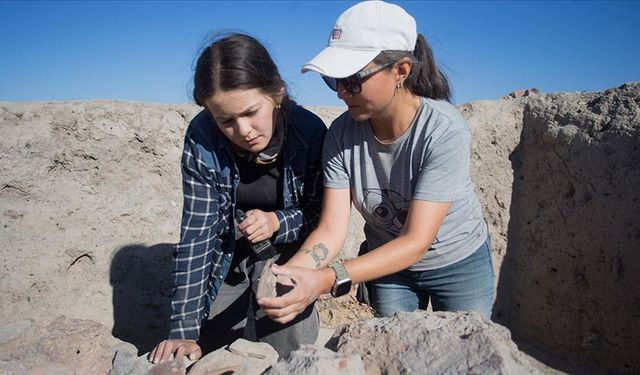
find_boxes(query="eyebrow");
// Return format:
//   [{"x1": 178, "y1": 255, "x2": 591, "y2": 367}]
[{"x1": 216, "y1": 104, "x2": 260, "y2": 122}]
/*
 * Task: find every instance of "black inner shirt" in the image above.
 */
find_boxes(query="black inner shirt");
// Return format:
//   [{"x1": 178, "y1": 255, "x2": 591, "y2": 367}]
[
  {"x1": 234, "y1": 154, "x2": 283, "y2": 214},
  {"x1": 232, "y1": 153, "x2": 283, "y2": 263}
]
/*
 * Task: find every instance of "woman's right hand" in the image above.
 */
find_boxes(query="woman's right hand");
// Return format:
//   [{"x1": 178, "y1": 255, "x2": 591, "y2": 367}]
[
  {"x1": 148, "y1": 339, "x2": 202, "y2": 364},
  {"x1": 258, "y1": 264, "x2": 334, "y2": 324}
]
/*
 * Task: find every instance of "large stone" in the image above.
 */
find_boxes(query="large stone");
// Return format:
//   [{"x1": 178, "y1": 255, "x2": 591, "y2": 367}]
[
  {"x1": 187, "y1": 338, "x2": 279, "y2": 375},
  {"x1": 148, "y1": 357, "x2": 188, "y2": 375},
  {"x1": 227, "y1": 338, "x2": 279, "y2": 361},
  {"x1": 110, "y1": 350, "x2": 193, "y2": 375},
  {"x1": 109, "y1": 350, "x2": 154, "y2": 375},
  {"x1": 266, "y1": 346, "x2": 365, "y2": 375},
  {"x1": 328, "y1": 311, "x2": 545, "y2": 375}
]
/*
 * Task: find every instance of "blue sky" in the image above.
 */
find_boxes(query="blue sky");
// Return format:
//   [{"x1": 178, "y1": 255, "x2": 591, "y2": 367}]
[{"x1": 1, "y1": 1, "x2": 638, "y2": 107}]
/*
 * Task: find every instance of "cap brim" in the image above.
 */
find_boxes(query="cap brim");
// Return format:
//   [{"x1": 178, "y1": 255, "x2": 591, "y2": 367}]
[{"x1": 301, "y1": 46, "x2": 380, "y2": 78}]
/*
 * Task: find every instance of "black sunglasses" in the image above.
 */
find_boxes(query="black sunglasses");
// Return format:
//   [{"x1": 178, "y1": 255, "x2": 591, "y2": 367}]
[{"x1": 322, "y1": 61, "x2": 396, "y2": 94}]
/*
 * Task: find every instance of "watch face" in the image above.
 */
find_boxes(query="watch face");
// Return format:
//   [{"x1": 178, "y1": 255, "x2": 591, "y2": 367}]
[
  {"x1": 333, "y1": 279, "x2": 352, "y2": 297},
  {"x1": 330, "y1": 263, "x2": 352, "y2": 297}
]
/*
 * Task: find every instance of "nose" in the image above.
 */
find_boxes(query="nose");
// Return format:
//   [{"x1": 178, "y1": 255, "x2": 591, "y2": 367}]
[
  {"x1": 337, "y1": 82, "x2": 352, "y2": 100},
  {"x1": 236, "y1": 117, "x2": 253, "y2": 137}
]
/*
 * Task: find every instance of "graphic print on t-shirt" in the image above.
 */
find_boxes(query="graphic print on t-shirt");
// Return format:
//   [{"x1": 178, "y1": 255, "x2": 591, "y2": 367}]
[{"x1": 362, "y1": 188, "x2": 410, "y2": 236}]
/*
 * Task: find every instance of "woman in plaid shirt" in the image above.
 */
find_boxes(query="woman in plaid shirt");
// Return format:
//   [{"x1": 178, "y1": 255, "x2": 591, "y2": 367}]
[{"x1": 149, "y1": 33, "x2": 326, "y2": 364}]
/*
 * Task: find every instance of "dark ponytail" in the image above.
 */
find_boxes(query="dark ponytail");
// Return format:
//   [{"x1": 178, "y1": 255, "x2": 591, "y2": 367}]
[
  {"x1": 373, "y1": 33, "x2": 451, "y2": 102},
  {"x1": 407, "y1": 34, "x2": 451, "y2": 102}
]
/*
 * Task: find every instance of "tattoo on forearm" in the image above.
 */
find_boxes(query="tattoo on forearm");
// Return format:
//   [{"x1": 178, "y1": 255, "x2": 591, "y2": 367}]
[{"x1": 302, "y1": 243, "x2": 329, "y2": 268}]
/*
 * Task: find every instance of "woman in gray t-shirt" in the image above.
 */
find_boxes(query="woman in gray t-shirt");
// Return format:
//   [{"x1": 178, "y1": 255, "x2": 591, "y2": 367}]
[{"x1": 258, "y1": 0, "x2": 494, "y2": 323}]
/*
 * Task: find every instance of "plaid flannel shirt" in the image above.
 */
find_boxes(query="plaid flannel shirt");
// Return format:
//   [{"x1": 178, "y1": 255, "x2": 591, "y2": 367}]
[{"x1": 169, "y1": 105, "x2": 326, "y2": 340}]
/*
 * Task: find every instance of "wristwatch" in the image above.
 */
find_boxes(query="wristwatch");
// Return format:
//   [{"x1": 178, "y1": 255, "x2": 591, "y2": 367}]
[{"x1": 329, "y1": 263, "x2": 352, "y2": 297}]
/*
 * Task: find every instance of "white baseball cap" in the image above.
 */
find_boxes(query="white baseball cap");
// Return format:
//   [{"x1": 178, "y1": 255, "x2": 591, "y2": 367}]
[{"x1": 302, "y1": 1, "x2": 417, "y2": 79}]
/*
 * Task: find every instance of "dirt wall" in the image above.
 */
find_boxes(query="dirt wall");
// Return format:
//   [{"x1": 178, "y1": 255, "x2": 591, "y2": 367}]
[{"x1": 496, "y1": 84, "x2": 639, "y2": 371}]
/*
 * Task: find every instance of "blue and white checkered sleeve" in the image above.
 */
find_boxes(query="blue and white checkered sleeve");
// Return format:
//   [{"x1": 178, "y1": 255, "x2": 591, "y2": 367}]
[
  {"x1": 273, "y1": 163, "x2": 323, "y2": 244},
  {"x1": 273, "y1": 126, "x2": 326, "y2": 244},
  {"x1": 168, "y1": 137, "x2": 220, "y2": 340}
]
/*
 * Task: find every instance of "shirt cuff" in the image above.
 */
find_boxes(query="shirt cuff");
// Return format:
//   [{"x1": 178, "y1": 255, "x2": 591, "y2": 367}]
[
  {"x1": 272, "y1": 210, "x2": 288, "y2": 244},
  {"x1": 168, "y1": 319, "x2": 201, "y2": 341}
]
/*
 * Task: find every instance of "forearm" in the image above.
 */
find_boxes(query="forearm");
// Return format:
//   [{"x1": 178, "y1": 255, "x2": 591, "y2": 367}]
[
  {"x1": 170, "y1": 241, "x2": 215, "y2": 340},
  {"x1": 344, "y1": 200, "x2": 450, "y2": 284},
  {"x1": 344, "y1": 235, "x2": 426, "y2": 284},
  {"x1": 286, "y1": 225, "x2": 345, "y2": 269},
  {"x1": 170, "y1": 208, "x2": 220, "y2": 340},
  {"x1": 169, "y1": 283, "x2": 207, "y2": 340}
]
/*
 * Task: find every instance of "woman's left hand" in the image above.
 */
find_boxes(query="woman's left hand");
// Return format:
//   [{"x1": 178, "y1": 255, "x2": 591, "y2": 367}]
[
  {"x1": 238, "y1": 209, "x2": 280, "y2": 243},
  {"x1": 257, "y1": 264, "x2": 332, "y2": 324}
]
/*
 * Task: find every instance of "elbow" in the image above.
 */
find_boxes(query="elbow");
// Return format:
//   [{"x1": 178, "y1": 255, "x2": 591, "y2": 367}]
[
  {"x1": 401, "y1": 236, "x2": 432, "y2": 266},
  {"x1": 409, "y1": 248, "x2": 426, "y2": 266},
  {"x1": 317, "y1": 220, "x2": 346, "y2": 240}
]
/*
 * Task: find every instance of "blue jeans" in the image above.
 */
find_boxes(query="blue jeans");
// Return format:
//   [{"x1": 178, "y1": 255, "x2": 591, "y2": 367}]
[{"x1": 371, "y1": 236, "x2": 495, "y2": 319}]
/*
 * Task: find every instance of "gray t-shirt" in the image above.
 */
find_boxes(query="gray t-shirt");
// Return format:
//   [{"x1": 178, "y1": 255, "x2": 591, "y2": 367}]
[{"x1": 323, "y1": 97, "x2": 487, "y2": 271}]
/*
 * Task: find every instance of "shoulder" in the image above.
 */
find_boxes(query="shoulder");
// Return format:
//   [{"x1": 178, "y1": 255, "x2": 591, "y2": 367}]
[
  {"x1": 415, "y1": 99, "x2": 471, "y2": 156},
  {"x1": 286, "y1": 103, "x2": 328, "y2": 149},
  {"x1": 289, "y1": 104, "x2": 327, "y2": 133},
  {"x1": 185, "y1": 109, "x2": 218, "y2": 143},
  {"x1": 420, "y1": 98, "x2": 469, "y2": 133},
  {"x1": 183, "y1": 110, "x2": 230, "y2": 168}
]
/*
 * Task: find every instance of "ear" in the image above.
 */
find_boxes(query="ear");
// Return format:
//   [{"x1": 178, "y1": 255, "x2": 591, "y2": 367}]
[
  {"x1": 274, "y1": 86, "x2": 286, "y2": 107},
  {"x1": 394, "y1": 57, "x2": 413, "y2": 83}
]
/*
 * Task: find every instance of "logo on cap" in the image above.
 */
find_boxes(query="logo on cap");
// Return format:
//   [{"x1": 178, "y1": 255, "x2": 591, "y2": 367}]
[{"x1": 331, "y1": 28, "x2": 342, "y2": 40}]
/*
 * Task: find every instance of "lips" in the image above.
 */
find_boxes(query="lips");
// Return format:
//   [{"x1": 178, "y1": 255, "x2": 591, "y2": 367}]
[{"x1": 246, "y1": 136, "x2": 261, "y2": 146}]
